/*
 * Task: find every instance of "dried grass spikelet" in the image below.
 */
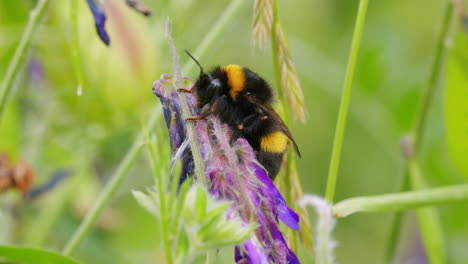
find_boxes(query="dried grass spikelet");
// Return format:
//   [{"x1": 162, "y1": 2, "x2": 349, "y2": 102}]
[
  {"x1": 252, "y1": 0, "x2": 273, "y2": 48},
  {"x1": 275, "y1": 24, "x2": 306, "y2": 122},
  {"x1": 252, "y1": 0, "x2": 306, "y2": 122}
]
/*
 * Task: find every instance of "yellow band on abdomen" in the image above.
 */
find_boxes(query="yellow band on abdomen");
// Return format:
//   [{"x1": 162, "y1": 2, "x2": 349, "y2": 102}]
[{"x1": 260, "y1": 131, "x2": 289, "y2": 153}]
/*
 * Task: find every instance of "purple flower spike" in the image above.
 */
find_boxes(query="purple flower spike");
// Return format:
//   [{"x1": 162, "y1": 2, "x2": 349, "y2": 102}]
[
  {"x1": 153, "y1": 74, "x2": 301, "y2": 264},
  {"x1": 152, "y1": 76, "x2": 198, "y2": 182},
  {"x1": 250, "y1": 162, "x2": 300, "y2": 231},
  {"x1": 235, "y1": 240, "x2": 269, "y2": 264},
  {"x1": 86, "y1": 0, "x2": 110, "y2": 46}
]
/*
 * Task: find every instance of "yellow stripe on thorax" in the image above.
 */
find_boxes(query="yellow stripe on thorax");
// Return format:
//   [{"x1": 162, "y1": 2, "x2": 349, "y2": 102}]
[
  {"x1": 222, "y1": 65, "x2": 245, "y2": 100},
  {"x1": 260, "y1": 131, "x2": 289, "y2": 153}
]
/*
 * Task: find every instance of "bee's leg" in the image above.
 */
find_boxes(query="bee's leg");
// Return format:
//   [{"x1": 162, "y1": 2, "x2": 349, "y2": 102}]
[
  {"x1": 186, "y1": 95, "x2": 226, "y2": 121},
  {"x1": 178, "y1": 82, "x2": 196, "y2": 93},
  {"x1": 178, "y1": 88, "x2": 192, "y2": 93},
  {"x1": 186, "y1": 110, "x2": 210, "y2": 121},
  {"x1": 237, "y1": 113, "x2": 264, "y2": 134}
]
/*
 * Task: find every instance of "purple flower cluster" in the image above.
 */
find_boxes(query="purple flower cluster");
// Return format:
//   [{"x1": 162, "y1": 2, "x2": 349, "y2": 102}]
[{"x1": 153, "y1": 75, "x2": 300, "y2": 264}]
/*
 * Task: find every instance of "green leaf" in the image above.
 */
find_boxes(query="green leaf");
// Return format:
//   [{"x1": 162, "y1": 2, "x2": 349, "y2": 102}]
[
  {"x1": 194, "y1": 185, "x2": 207, "y2": 222},
  {"x1": 175, "y1": 232, "x2": 190, "y2": 263},
  {"x1": 0, "y1": 246, "x2": 80, "y2": 264},
  {"x1": 203, "y1": 201, "x2": 231, "y2": 225},
  {"x1": 445, "y1": 27, "x2": 468, "y2": 180},
  {"x1": 172, "y1": 178, "x2": 192, "y2": 231},
  {"x1": 132, "y1": 190, "x2": 159, "y2": 218}
]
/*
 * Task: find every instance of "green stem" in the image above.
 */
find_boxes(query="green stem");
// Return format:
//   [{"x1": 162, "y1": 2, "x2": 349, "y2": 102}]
[
  {"x1": 0, "y1": 0, "x2": 51, "y2": 122},
  {"x1": 147, "y1": 138, "x2": 173, "y2": 264},
  {"x1": 166, "y1": 20, "x2": 206, "y2": 185},
  {"x1": 385, "y1": 3, "x2": 454, "y2": 261},
  {"x1": 384, "y1": 173, "x2": 409, "y2": 262},
  {"x1": 70, "y1": 0, "x2": 84, "y2": 96},
  {"x1": 408, "y1": 158, "x2": 446, "y2": 264},
  {"x1": 333, "y1": 183, "x2": 468, "y2": 217},
  {"x1": 325, "y1": 0, "x2": 369, "y2": 202},
  {"x1": 62, "y1": 109, "x2": 160, "y2": 256},
  {"x1": 413, "y1": 3, "x2": 454, "y2": 149}
]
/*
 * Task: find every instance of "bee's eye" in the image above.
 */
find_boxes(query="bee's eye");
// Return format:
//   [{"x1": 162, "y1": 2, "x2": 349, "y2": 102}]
[
  {"x1": 208, "y1": 79, "x2": 220, "y2": 89},
  {"x1": 245, "y1": 91, "x2": 252, "y2": 96}
]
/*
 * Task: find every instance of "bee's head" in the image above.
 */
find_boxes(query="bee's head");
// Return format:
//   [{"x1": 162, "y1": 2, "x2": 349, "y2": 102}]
[
  {"x1": 186, "y1": 50, "x2": 223, "y2": 107},
  {"x1": 185, "y1": 50, "x2": 273, "y2": 108}
]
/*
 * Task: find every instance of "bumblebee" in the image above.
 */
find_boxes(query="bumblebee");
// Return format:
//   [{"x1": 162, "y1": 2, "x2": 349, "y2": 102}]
[{"x1": 181, "y1": 51, "x2": 301, "y2": 179}]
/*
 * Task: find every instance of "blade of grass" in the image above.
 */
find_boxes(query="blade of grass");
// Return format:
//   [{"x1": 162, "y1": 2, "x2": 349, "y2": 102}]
[
  {"x1": 0, "y1": 0, "x2": 51, "y2": 122},
  {"x1": 70, "y1": 0, "x2": 85, "y2": 96},
  {"x1": 413, "y1": 2, "x2": 454, "y2": 149},
  {"x1": 408, "y1": 159, "x2": 446, "y2": 264},
  {"x1": 385, "y1": 3, "x2": 455, "y2": 262},
  {"x1": 325, "y1": 0, "x2": 369, "y2": 202}
]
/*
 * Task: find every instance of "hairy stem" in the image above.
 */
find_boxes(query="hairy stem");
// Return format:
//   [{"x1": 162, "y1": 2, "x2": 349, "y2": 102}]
[
  {"x1": 0, "y1": 0, "x2": 51, "y2": 122},
  {"x1": 166, "y1": 20, "x2": 206, "y2": 185},
  {"x1": 333, "y1": 183, "x2": 468, "y2": 217},
  {"x1": 325, "y1": 0, "x2": 369, "y2": 202}
]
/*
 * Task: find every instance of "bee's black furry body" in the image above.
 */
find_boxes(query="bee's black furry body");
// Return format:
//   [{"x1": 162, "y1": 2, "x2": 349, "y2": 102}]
[{"x1": 189, "y1": 62, "x2": 300, "y2": 179}]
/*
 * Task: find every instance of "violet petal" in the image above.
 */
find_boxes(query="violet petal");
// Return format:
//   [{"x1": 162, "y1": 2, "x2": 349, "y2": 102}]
[
  {"x1": 251, "y1": 162, "x2": 300, "y2": 230},
  {"x1": 86, "y1": 0, "x2": 110, "y2": 46}
]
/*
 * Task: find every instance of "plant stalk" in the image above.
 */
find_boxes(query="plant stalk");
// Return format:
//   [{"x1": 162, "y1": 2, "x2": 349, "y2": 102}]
[
  {"x1": 166, "y1": 20, "x2": 206, "y2": 185},
  {"x1": 325, "y1": 0, "x2": 369, "y2": 202},
  {"x1": 0, "y1": 0, "x2": 51, "y2": 122},
  {"x1": 333, "y1": 183, "x2": 468, "y2": 217},
  {"x1": 413, "y1": 2, "x2": 454, "y2": 149},
  {"x1": 385, "y1": 3, "x2": 455, "y2": 262}
]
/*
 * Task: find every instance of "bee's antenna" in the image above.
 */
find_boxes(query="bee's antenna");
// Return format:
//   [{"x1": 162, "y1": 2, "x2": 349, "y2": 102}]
[{"x1": 185, "y1": 49, "x2": 204, "y2": 75}]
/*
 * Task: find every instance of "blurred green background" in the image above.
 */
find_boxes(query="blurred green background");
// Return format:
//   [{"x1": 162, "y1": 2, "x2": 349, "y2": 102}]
[{"x1": 0, "y1": 0, "x2": 467, "y2": 263}]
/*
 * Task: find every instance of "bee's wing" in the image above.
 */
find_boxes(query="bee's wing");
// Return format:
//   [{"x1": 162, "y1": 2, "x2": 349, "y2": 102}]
[{"x1": 257, "y1": 104, "x2": 302, "y2": 158}]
